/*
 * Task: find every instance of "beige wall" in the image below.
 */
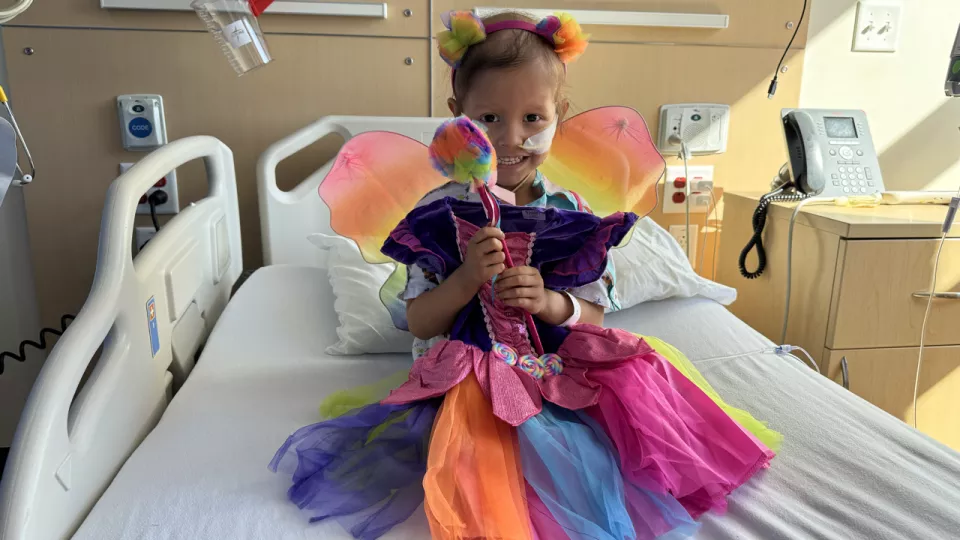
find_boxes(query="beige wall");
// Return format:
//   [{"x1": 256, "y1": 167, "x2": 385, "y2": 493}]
[
  {"x1": 800, "y1": 0, "x2": 960, "y2": 191},
  {"x1": 5, "y1": 0, "x2": 810, "y2": 325}
]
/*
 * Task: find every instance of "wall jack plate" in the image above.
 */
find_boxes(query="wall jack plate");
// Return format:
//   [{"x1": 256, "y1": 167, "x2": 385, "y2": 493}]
[
  {"x1": 663, "y1": 165, "x2": 714, "y2": 214},
  {"x1": 120, "y1": 162, "x2": 180, "y2": 215},
  {"x1": 669, "y1": 224, "x2": 698, "y2": 265}
]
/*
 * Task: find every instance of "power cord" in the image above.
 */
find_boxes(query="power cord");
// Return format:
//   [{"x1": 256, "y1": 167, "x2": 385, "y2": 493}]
[
  {"x1": 913, "y1": 188, "x2": 960, "y2": 429},
  {"x1": 768, "y1": 0, "x2": 807, "y2": 99},
  {"x1": 0, "y1": 314, "x2": 74, "y2": 375},
  {"x1": 698, "y1": 188, "x2": 719, "y2": 279},
  {"x1": 667, "y1": 133, "x2": 693, "y2": 261},
  {"x1": 147, "y1": 190, "x2": 168, "y2": 232},
  {"x1": 780, "y1": 197, "x2": 837, "y2": 343}
]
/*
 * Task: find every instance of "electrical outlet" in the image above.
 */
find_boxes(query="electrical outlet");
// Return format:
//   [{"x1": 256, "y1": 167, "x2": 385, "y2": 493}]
[
  {"x1": 853, "y1": 0, "x2": 902, "y2": 52},
  {"x1": 120, "y1": 162, "x2": 180, "y2": 216},
  {"x1": 134, "y1": 226, "x2": 157, "y2": 254},
  {"x1": 663, "y1": 165, "x2": 714, "y2": 214},
  {"x1": 669, "y1": 224, "x2": 698, "y2": 264}
]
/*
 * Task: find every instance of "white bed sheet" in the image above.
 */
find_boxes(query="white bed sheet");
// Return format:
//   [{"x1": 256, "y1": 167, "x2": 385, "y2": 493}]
[{"x1": 73, "y1": 265, "x2": 960, "y2": 540}]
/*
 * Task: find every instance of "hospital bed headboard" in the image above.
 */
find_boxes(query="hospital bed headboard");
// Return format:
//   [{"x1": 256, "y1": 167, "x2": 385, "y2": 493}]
[
  {"x1": 258, "y1": 115, "x2": 445, "y2": 266},
  {"x1": 0, "y1": 136, "x2": 242, "y2": 540}
]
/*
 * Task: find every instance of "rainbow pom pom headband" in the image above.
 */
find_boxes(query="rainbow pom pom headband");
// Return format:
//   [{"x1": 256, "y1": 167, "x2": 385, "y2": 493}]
[{"x1": 437, "y1": 10, "x2": 590, "y2": 73}]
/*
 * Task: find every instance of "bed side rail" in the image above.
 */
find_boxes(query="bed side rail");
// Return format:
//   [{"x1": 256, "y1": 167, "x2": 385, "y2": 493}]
[
  {"x1": 257, "y1": 115, "x2": 445, "y2": 267},
  {"x1": 0, "y1": 136, "x2": 242, "y2": 540}
]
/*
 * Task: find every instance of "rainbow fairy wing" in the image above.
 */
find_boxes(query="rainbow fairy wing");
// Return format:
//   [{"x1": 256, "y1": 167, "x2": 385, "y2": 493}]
[
  {"x1": 319, "y1": 131, "x2": 448, "y2": 332},
  {"x1": 319, "y1": 132, "x2": 448, "y2": 264},
  {"x1": 539, "y1": 106, "x2": 664, "y2": 218}
]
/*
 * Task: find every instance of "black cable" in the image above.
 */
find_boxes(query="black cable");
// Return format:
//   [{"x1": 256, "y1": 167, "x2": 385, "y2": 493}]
[
  {"x1": 147, "y1": 190, "x2": 168, "y2": 232},
  {"x1": 148, "y1": 199, "x2": 160, "y2": 232},
  {"x1": 768, "y1": 0, "x2": 807, "y2": 99},
  {"x1": 0, "y1": 314, "x2": 75, "y2": 375},
  {"x1": 738, "y1": 190, "x2": 810, "y2": 279}
]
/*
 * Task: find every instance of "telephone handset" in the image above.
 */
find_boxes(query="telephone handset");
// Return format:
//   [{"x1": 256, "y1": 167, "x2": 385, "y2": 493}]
[
  {"x1": 738, "y1": 108, "x2": 885, "y2": 279},
  {"x1": 781, "y1": 110, "x2": 826, "y2": 196}
]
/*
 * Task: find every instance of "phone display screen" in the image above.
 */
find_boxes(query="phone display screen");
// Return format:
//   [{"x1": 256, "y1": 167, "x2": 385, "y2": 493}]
[
  {"x1": 824, "y1": 117, "x2": 858, "y2": 139},
  {"x1": 949, "y1": 57, "x2": 960, "y2": 82}
]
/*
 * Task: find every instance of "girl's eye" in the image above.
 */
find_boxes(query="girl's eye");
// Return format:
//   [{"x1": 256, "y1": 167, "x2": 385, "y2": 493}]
[
  {"x1": 479, "y1": 114, "x2": 499, "y2": 123},
  {"x1": 525, "y1": 114, "x2": 543, "y2": 122}
]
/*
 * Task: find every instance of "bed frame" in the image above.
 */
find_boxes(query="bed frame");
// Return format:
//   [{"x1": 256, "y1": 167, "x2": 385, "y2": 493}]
[
  {"x1": 0, "y1": 136, "x2": 242, "y2": 540},
  {"x1": 258, "y1": 115, "x2": 444, "y2": 266},
  {"x1": 0, "y1": 116, "x2": 445, "y2": 539}
]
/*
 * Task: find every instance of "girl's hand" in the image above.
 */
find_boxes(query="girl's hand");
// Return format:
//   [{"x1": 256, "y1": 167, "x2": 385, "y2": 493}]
[
  {"x1": 459, "y1": 227, "x2": 506, "y2": 290},
  {"x1": 496, "y1": 266, "x2": 548, "y2": 315}
]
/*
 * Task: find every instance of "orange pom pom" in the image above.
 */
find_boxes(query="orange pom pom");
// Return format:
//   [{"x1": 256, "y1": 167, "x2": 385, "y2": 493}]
[{"x1": 552, "y1": 12, "x2": 589, "y2": 64}]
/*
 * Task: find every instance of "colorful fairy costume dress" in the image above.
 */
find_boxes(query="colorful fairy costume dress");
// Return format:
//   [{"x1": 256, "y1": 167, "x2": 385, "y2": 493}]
[
  {"x1": 271, "y1": 13, "x2": 779, "y2": 537},
  {"x1": 270, "y1": 194, "x2": 779, "y2": 539}
]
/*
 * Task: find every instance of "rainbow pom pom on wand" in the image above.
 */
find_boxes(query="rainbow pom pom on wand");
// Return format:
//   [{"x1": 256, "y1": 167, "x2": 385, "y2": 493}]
[{"x1": 428, "y1": 116, "x2": 496, "y2": 188}]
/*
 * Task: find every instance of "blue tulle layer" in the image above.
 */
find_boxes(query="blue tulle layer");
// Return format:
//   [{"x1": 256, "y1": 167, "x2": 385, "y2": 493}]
[
  {"x1": 269, "y1": 400, "x2": 440, "y2": 540},
  {"x1": 518, "y1": 403, "x2": 700, "y2": 540}
]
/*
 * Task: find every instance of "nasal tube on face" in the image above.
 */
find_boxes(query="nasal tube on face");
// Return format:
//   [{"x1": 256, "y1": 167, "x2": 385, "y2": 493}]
[{"x1": 519, "y1": 119, "x2": 558, "y2": 154}]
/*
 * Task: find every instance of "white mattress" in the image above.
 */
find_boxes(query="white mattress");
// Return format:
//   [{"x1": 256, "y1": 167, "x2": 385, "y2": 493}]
[{"x1": 74, "y1": 265, "x2": 960, "y2": 540}]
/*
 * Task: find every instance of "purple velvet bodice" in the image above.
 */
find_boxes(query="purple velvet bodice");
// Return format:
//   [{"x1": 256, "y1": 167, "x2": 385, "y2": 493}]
[{"x1": 381, "y1": 197, "x2": 637, "y2": 354}]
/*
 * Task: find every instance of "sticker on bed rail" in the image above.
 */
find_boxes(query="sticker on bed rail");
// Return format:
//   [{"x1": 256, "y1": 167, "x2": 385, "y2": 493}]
[{"x1": 146, "y1": 296, "x2": 160, "y2": 358}]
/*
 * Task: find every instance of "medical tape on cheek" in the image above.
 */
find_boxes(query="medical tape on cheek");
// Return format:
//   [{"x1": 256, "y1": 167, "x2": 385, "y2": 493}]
[{"x1": 519, "y1": 120, "x2": 558, "y2": 155}]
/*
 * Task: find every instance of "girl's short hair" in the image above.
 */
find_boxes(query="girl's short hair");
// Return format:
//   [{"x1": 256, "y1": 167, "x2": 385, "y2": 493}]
[{"x1": 452, "y1": 12, "x2": 565, "y2": 103}]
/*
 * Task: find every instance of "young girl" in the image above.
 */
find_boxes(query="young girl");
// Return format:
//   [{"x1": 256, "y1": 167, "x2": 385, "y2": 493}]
[
  {"x1": 271, "y1": 11, "x2": 780, "y2": 540},
  {"x1": 406, "y1": 11, "x2": 616, "y2": 360}
]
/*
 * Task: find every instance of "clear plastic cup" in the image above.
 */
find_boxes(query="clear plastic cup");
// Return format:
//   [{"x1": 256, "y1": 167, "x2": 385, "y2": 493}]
[{"x1": 191, "y1": 0, "x2": 272, "y2": 76}]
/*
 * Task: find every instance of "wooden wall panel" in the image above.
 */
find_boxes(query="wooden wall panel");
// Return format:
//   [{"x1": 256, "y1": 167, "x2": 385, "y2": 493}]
[
  {"x1": 5, "y1": 0, "x2": 810, "y2": 324},
  {"x1": 434, "y1": 0, "x2": 810, "y2": 48},
  {"x1": 4, "y1": 27, "x2": 430, "y2": 323},
  {"x1": 12, "y1": 0, "x2": 430, "y2": 38}
]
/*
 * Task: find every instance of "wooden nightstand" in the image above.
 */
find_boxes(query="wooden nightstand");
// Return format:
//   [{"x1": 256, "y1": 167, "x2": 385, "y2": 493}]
[{"x1": 716, "y1": 192, "x2": 960, "y2": 450}]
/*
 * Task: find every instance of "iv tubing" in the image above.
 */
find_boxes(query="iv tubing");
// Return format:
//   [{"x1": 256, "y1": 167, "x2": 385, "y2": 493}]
[{"x1": 693, "y1": 344, "x2": 819, "y2": 373}]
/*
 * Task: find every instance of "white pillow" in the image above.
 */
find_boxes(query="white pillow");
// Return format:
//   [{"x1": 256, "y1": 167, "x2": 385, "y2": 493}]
[
  {"x1": 611, "y1": 218, "x2": 736, "y2": 309},
  {"x1": 306, "y1": 233, "x2": 414, "y2": 355},
  {"x1": 308, "y1": 218, "x2": 734, "y2": 355}
]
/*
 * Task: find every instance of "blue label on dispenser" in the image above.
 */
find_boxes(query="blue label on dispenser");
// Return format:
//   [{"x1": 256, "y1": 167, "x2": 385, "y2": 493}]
[
  {"x1": 128, "y1": 117, "x2": 153, "y2": 139},
  {"x1": 146, "y1": 296, "x2": 160, "y2": 357}
]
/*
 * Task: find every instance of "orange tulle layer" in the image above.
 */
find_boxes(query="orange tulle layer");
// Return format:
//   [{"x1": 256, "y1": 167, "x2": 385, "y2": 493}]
[{"x1": 424, "y1": 374, "x2": 533, "y2": 540}]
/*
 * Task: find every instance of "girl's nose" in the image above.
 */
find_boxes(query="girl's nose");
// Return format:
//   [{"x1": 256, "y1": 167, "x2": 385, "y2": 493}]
[{"x1": 496, "y1": 121, "x2": 524, "y2": 149}]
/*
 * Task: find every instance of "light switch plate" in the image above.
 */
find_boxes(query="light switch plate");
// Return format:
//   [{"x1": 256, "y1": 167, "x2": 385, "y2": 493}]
[{"x1": 853, "y1": 0, "x2": 902, "y2": 52}]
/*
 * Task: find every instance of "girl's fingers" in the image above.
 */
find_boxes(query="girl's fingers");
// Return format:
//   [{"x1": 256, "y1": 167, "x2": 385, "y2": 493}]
[
  {"x1": 476, "y1": 237, "x2": 503, "y2": 254},
  {"x1": 502, "y1": 297, "x2": 535, "y2": 310},
  {"x1": 497, "y1": 286, "x2": 538, "y2": 300},
  {"x1": 470, "y1": 227, "x2": 505, "y2": 246},
  {"x1": 496, "y1": 272, "x2": 541, "y2": 290},
  {"x1": 482, "y1": 251, "x2": 506, "y2": 265}
]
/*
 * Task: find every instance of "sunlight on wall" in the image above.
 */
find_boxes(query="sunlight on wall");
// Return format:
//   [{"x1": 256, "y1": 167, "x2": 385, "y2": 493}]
[{"x1": 800, "y1": 0, "x2": 960, "y2": 191}]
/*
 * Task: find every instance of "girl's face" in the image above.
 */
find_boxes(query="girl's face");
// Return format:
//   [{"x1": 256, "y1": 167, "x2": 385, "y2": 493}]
[{"x1": 450, "y1": 63, "x2": 562, "y2": 190}]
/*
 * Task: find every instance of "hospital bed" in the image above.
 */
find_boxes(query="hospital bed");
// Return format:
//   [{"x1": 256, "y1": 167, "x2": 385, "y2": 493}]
[{"x1": 2, "y1": 117, "x2": 960, "y2": 540}]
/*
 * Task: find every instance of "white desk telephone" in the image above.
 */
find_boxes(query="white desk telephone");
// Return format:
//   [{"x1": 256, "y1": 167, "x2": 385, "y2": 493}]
[{"x1": 779, "y1": 108, "x2": 885, "y2": 197}]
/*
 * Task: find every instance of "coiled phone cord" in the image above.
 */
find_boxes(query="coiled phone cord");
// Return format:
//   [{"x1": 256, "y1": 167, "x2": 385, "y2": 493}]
[
  {"x1": 738, "y1": 189, "x2": 811, "y2": 279},
  {"x1": 0, "y1": 314, "x2": 74, "y2": 375}
]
